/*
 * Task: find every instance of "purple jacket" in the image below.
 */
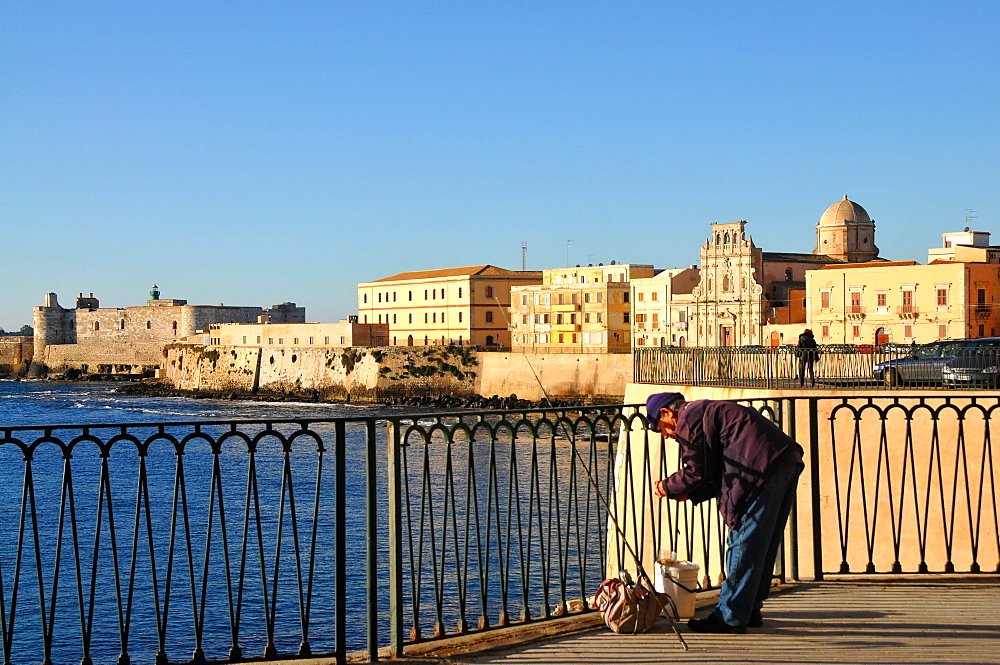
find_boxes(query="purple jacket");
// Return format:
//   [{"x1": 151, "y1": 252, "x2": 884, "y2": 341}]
[{"x1": 663, "y1": 400, "x2": 803, "y2": 528}]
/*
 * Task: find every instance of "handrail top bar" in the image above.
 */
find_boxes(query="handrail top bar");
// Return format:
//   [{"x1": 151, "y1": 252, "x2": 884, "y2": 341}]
[{"x1": 0, "y1": 403, "x2": 637, "y2": 434}]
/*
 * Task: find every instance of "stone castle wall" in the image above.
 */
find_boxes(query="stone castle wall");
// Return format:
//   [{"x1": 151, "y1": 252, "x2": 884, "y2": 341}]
[
  {"x1": 31, "y1": 293, "x2": 305, "y2": 376},
  {"x1": 41, "y1": 341, "x2": 166, "y2": 375}
]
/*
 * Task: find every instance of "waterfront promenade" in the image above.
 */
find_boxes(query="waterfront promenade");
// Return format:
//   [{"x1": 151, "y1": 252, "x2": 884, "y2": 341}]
[{"x1": 378, "y1": 579, "x2": 1000, "y2": 665}]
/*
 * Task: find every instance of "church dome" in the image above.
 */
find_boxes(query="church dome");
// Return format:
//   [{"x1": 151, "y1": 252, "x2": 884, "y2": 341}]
[{"x1": 819, "y1": 195, "x2": 871, "y2": 226}]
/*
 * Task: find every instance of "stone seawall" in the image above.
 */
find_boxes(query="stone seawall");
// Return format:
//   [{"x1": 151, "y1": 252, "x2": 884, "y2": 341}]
[
  {"x1": 0, "y1": 337, "x2": 33, "y2": 376},
  {"x1": 475, "y1": 351, "x2": 632, "y2": 401},
  {"x1": 163, "y1": 344, "x2": 481, "y2": 401},
  {"x1": 162, "y1": 345, "x2": 631, "y2": 402}
]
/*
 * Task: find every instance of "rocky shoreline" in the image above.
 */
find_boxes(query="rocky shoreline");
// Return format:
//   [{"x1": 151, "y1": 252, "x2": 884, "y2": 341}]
[{"x1": 114, "y1": 380, "x2": 619, "y2": 410}]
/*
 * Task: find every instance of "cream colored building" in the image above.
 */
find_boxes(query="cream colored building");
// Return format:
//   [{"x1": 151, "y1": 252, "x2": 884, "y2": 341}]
[
  {"x1": 510, "y1": 263, "x2": 655, "y2": 353},
  {"x1": 927, "y1": 229, "x2": 1000, "y2": 264},
  {"x1": 807, "y1": 258, "x2": 1000, "y2": 345},
  {"x1": 357, "y1": 265, "x2": 542, "y2": 347},
  {"x1": 630, "y1": 267, "x2": 699, "y2": 348},
  {"x1": 207, "y1": 319, "x2": 388, "y2": 348}
]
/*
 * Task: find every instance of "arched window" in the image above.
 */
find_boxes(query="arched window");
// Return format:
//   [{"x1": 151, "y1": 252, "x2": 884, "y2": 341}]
[
  {"x1": 172, "y1": 321, "x2": 178, "y2": 335},
  {"x1": 363, "y1": 294, "x2": 368, "y2": 303},
  {"x1": 409, "y1": 314, "x2": 413, "y2": 323},
  {"x1": 724, "y1": 232, "x2": 731, "y2": 244},
  {"x1": 378, "y1": 293, "x2": 382, "y2": 303},
  {"x1": 458, "y1": 287, "x2": 463, "y2": 298},
  {"x1": 785, "y1": 268, "x2": 793, "y2": 281},
  {"x1": 440, "y1": 289, "x2": 445, "y2": 298},
  {"x1": 146, "y1": 321, "x2": 152, "y2": 329}
]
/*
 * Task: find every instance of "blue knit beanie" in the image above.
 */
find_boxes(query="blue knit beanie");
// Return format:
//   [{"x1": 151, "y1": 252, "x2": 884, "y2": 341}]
[{"x1": 646, "y1": 392, "x2": 685, "y2": 428}]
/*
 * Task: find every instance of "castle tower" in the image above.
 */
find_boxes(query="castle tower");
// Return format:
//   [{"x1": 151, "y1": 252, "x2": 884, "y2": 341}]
[
  {"x1": 814, "y1": 195, "x2": 879, "y2": 263},
  {"x1": 33, "y1": 292, "x2": 76, "y2": 355}
]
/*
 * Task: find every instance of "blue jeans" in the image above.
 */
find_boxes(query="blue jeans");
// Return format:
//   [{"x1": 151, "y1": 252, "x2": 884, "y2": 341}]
[{"x1": 714, "y1": 449, "x2": 804, "y2": 626}]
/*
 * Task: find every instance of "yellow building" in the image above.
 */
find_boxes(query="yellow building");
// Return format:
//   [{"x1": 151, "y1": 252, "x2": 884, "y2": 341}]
[
  {"x1": 357, "y1": 265, "x2": 542, "y2": 347},
  {"x1": 207, "y1": 319, "x2": 388, "y2": 347},
  {"x1": 807, "y1": 259, "x2": 1000, "y2": 345},
  {"x1": 510, "y1": 263, "x2": 655, "y2": 353},
  {"x1": 630, "y1": 267, "x2": 699, "y2": 348}
]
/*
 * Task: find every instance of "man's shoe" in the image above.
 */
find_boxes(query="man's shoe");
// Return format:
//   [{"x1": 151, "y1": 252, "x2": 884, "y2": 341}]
[
  {"x1": 747, "y1": 610, "x2": 763, "y2": 628},
  {"x1": 687, "y1": 613, "x2": 747, "y2": 634}
]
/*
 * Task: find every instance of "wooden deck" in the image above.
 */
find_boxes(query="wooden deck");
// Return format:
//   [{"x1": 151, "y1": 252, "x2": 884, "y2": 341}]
[{"x1": 388, "y1": 579, "x2": 1000, "y2": 665}]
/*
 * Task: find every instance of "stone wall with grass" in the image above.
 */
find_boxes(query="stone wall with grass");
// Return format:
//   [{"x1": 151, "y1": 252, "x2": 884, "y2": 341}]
[{"x1": 162, "y1": 343, "x2": 480, "y2": 400}]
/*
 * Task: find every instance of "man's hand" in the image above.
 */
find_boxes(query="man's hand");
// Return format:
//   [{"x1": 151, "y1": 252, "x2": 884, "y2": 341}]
[{"x1": 654, "y1": 480, "x2": 688, "y2": 501}]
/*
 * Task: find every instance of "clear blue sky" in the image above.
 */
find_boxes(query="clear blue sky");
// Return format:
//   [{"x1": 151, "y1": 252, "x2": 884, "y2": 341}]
[{"x1": 2, "y1": 1, "x2": 998, "y2": 331}]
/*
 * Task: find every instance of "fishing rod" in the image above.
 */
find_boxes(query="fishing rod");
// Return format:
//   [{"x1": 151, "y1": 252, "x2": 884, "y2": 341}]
[{"x1": 493, "y1": 296, "x2": 689, "y2": 649}]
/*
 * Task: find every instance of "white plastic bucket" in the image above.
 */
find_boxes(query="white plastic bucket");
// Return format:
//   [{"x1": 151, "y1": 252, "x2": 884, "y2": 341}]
[{"x1": 654, "y1": 560, "x2": 700, "y2": 618}]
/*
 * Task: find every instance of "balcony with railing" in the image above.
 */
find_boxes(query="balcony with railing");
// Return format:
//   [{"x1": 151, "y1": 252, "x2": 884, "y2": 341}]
[{"x1": 0, "y1": 397, "x2": 997, "y2": 663}]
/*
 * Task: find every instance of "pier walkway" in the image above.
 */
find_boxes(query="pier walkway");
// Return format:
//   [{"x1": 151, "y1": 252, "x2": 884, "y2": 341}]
[{"x1": 385, "y1": 579, "x2": 1000, "y2": 665}]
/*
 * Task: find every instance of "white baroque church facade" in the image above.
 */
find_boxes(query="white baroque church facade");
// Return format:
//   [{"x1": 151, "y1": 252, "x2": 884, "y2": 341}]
[{"x1": 688, "y1": 196, "x2": 880, "y2": 346}]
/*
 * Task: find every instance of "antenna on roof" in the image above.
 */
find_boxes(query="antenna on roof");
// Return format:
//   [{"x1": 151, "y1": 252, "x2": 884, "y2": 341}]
[
  {"x1": 965, "y1": 209, "x2": 978, "y2": 230},
  {"x1": 521, "y1": 241, "x2": 528, "y2": 271}
]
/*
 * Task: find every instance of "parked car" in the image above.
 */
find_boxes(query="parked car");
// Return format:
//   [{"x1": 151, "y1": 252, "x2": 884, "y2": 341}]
[
  {"x1": 872, "y1": 340, "x2": 966, "y2": 386},
  {"x1": 942, "y1": 339, "x2": 1000, "y2": 387}
]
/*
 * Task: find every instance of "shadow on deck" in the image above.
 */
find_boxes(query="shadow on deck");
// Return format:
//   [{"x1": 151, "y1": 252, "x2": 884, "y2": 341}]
[{"x1": 380, "y1": 579, "x2": 1000, "y2": 665}]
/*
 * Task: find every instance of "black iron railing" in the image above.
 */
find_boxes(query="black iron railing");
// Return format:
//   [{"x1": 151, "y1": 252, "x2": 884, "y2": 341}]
[
  {"x1": 0, "y1": 419, "x2": 370, "y2": 665},
  {"x1": 634, "y1": 347, "x2": 1000, "y2": 389},
  {"x1": 1, "y1": 397, "x2": 998, "y2": 663}
]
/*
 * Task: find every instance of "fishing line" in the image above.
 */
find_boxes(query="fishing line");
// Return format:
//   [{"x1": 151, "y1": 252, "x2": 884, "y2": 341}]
[{"x1": 493, "y1": 295, "x2": 688, "y2": 649}]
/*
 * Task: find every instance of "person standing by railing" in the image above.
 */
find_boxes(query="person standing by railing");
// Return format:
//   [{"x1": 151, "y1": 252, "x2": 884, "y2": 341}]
[
  {"x1": 648, "y1": 392, "x2": 804, "y2": 634},
  {"x1": 796, "y1": 328, "x2": 819, "y2": 387}
]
